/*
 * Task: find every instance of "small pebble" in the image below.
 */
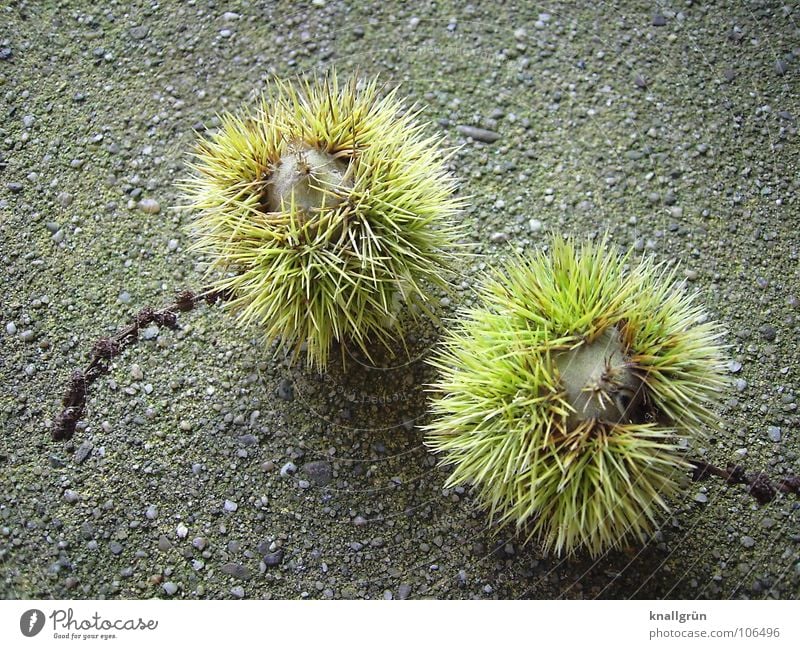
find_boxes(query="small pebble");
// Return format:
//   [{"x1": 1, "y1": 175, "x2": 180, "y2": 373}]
[
  {"x1": 301, "y1": 460, "x2": 333, "y2": 486},
  {"x1": 767, "y1": 426, "x2": 782, "y2": 442},
  {"x1": 221, "y1": 563, "x2": 252, "y2": 579},
  {"x1": 176, "y1": 523, "x2": 188, "y2": 539},
  {"x1": 223, "y1": 499, "x2": 238, "y2": 512},
  {"x1": 760, "y1": 325, "x2": 777, "y2": 341},
  {"x1": 230, "y1": 586, "x2": 245, "y2": 598},
  {"x1": 276, "y1": 378, "x2": 294, "y2": 401},
  {"x1": 130, "y1": 25, "x2": 149, "y2": 40},
  {"x1": 456, "y1": 125, "x2": 501, "y2": 143},
  {"x1": 74, "y1": 442, "x2": 93, "y2": 464},
  {"x1": 141, "y1": 325, "x2": 160, "y2": 340},
  {"x1": 63, "y1": 489, "x2": 80, "y2": 504},
  {"x1": 740, "y1": 536, "x2": 755, "y2": 548},
  {"x1": 138, "y1": 198, "x2": 161, "y2": 214},
  {"x1": 263, "y1": 550, "x2": 284, "y2": 567},
  {"x1": 5, "y1": 322, "x2": 16, "y2": 335},
  {"x1": 162, "y1": 581, "x2": 178, "y2": 596}
]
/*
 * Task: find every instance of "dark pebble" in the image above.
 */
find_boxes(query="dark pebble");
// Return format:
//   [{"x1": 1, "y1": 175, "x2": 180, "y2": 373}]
[
  {"x1": 456, "y1": 125, "x2": 501, "y2": 143},
  {"x1": 759, "y1": 325, "x2": 777, "y2": 341},
  {"x1": 221, "y1": 562, "x2": 252, "y2": 579},
  {"x1": 80, "y1": 522, "x2": 95, "y2": 540},
  {"x1": 301, "y1": 460, "x2": 333, "y2": 486},
  {"x1": 276, "y1": 378, "x2": 294, "y2": 401},
  {"x1": 0, "y1": 47, "x2": 12, "y2": 60},
  {"x1": 775, "y1": 60, "x2": 788, "y2": 76},
  {"x1": 130, "y1": 26, "x2": 149, "y2": 40},
  {"x1": 74, "y1": 442, "x2": 93, "y2": 464},
  {"x1": 263, "y1": 550, "x2": 284, "y2": 567},
  {"x1": 652, "y1": 14, "x2": 666, "y2": 26},
  {"x1": 109, "y1": 541, "x2": 123, "y2": 555},
  {"x1": 6, "y1": 182, "x2": 23, "y2": 193}
]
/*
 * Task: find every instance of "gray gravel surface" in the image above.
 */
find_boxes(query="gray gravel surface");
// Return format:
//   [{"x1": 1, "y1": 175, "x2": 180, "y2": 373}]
[{"x1": 1, "y1": 0, "x2": 799, "y2": 599}]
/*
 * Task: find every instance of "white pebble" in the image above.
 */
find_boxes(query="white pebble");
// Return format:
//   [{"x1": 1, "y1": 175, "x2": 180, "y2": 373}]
[{"x1": 138, "y1": 198, "x2": 160, "y2": 214}]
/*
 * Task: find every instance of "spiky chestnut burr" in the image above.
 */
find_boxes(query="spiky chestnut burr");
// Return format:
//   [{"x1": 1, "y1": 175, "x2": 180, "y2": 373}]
[
  {"x1": 180, "y1": 71, "x2": 463, "y2": 369},
  {"x1": 425, "y1": 235, "x2": 729, "y2": 557}
]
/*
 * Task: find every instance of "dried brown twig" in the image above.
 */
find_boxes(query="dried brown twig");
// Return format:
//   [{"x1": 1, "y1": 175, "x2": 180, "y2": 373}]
[
  {"x1": 689, "y1": 458, "x2": 800, "y2": 504},
  {"x1": 51, "y1": 288, "x2": 230, "y2": 441}
]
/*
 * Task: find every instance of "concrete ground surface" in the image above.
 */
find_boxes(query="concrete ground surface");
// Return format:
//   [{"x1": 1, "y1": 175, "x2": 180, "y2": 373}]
[{"x1": 1, "y1": 0, "x2": 799, "y2": 599}]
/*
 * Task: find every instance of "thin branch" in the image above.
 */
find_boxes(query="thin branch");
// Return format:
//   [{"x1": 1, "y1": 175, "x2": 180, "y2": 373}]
[
  {"x1": 689, "y1": 458, "x2": 800, "y2": 504},
  {"x1": 51, "y1": 287, "x2": 230, "y2": 441}
]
